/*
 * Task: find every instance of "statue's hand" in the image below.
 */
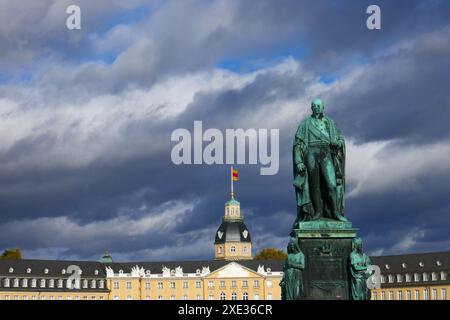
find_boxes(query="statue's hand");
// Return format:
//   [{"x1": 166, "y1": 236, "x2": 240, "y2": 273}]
[{"x1": 297, "y1": 163, "x2": 306, "y2": 174}]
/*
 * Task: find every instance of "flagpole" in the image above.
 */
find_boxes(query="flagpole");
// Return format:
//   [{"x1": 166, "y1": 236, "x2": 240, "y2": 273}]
[{"x1": 231, "y1": 165, "x2": 234, "y2": 198}]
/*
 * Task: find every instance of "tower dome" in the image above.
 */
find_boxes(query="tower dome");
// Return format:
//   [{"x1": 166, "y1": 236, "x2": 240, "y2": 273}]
[{"x1": 214, "y1": 168, "x2": 252, "y2": 260}]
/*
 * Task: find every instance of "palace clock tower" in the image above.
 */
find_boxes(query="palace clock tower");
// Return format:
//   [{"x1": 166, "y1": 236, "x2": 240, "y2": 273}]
[{"x1": 214, "y1": 168, "x2": 252, "y2": 260}]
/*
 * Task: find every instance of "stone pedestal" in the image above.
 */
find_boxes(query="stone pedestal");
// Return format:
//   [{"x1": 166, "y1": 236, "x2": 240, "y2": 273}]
[{"x1": 291, "y1": 219, "x2": 358, "y2": 300}]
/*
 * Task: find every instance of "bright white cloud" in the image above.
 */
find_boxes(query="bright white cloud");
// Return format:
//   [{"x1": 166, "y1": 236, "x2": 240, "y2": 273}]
[{"x1": 346, "y1": 140, "x2": 450, "y2": 197}]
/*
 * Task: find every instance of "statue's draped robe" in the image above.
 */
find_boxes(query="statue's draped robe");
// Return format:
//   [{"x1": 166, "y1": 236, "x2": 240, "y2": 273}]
[
  {"x1": 349, "y1": 252, "x2": 371, "y2": 300},
  {"x1": 282, "y1": 252, "x2": 305, "y2": 300},
  {"x1": 293, "y1": 116, "x2": 346, "y2": 221}
]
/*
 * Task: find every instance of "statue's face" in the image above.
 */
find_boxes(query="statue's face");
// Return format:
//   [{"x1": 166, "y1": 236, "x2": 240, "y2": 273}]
[{"x1": 311, "y1": 99, "x2": 324, "y2": 115}]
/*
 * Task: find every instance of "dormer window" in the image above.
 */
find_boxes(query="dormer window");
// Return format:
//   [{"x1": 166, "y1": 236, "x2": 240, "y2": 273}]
[
  {"x1": 385, "y1": 264, "x2": 390, "y2": 270},
  {"x1": 94, "y1": 270, "x2": 99, "y2": 275},
  {"x1": 146, "y1": 270, "x2": 151, "y2": 275},
  {"x1": 436, "y1": 260, "x2": 442, "y2": 266},
  {"x1": 61, "y1": 269, "x2": 66, "y2": 275},
  {"x1": 44, "y1": 268, "x2": 49, "y2": 274},
  {"x1": 26, "y1": 268, "x2": 31, "y2": 274},
  {"x1": 119, "y1": 269, "x2": 124, "y2": 274},
  {"x1": 8, "y1": 267, "x2": 14, "y2": 273},
  {"x1": 401, "y1": 263, "x2": 407, "y2": 268},
  {"x1": 196, "y1": 269, "x2": 201, "y2": 276},
  {"x1": 419, "y1": 262, "x2": 424, "y2": 267}
]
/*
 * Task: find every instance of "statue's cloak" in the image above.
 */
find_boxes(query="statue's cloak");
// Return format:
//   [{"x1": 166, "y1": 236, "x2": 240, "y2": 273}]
[{"x1": 292, "y1": 116, "x2": 346, "y2": 220}]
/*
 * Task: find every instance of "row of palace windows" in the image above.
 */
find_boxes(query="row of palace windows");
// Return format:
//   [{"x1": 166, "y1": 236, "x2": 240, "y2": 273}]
[
  {"x1": 114, "y1": 292, "x2": 273, "y2": 300},
  {"x1": 1, "y1": 295, "x2": 105, "y2": 300},
  {"x1": 217, "y1": 245, "x2": 249, "y2": 254},
  {"x1": 381, "y1": 271, "x2": 448, "y2": 284},
  {"x1": 372, "y1": 288, "x2": 447, "y2": 300},
  {"x1": 7, "y1": 267, "x2": 98, "y2": 275},
  {"x1": 1, "y1": 278, "x2": 104, "y2": 289},
  {"x1": 208, "y1": 279, "x2": 263, "y2": 289},
  {"x1": 113, "y1": 280, "x2": 203, "y2": 290},
  {"x1": 113, "y1": 279, "x2": 270, "y2": 291}
]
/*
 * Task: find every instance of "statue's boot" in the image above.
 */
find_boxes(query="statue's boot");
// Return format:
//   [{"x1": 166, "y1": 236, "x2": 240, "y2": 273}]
[{"x1": 334, "y1": 212, "x2": 348, "y2": 222}]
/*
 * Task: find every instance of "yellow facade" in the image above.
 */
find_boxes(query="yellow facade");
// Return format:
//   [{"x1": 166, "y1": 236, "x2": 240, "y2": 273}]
[
  {"x1": 105, "y1": 262, "x2": 282, "y2": 300},
  {"x1": 371, "y1": 285, "x2": 449, "y2": 300},
  {"x1": 0, "y1": 291, "x2": 107, "y2": 300}
]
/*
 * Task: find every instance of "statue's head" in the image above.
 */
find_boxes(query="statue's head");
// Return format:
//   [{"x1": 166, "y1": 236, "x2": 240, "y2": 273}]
[
  {"x1": 287, "y1": 238, "x2": 300, "y2": 254},
  {"x1": 352, "y1": 238, "x2": 363, "y2": 252},
  {"x1": 311, "y1": 98, "x2": 324, "y2": 116}
]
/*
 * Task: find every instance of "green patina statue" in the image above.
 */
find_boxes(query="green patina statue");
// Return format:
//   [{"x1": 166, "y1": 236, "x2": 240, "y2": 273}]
[
  {"x1": 349, "y1": 238, "x2": 371, "y2": 300},
  {"x1": 280, "y1": 238, "x2": 305, "y2": 300},
  {"x1": 293, "y1": 98, "x2": 347, "y2": 226}
]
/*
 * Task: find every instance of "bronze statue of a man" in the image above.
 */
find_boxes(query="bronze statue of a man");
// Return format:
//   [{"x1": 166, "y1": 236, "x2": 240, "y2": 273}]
[{"x1": 293, "y1": 99, "x2": 347, "y2": 225}]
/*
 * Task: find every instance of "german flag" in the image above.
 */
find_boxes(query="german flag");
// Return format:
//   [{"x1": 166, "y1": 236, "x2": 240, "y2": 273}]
[{"x1": 232, "y1": 168, "x2": 239, "y2": 181}]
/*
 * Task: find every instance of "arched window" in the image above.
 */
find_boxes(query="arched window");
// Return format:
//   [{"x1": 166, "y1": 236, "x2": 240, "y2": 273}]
[
  {"x1": 218, "y1": 246, "x2": 223, "y2": 254},
  {"x1": 220, "y1": 292, "x2": 226, "y2": 300},
  {"x1": 231, "y1": 292, "x2": 237, "y2": 300},
  {"x1": 243, "y1": 292, "x2": 248, "y2": 300},
  {"x1": 13, "y1": 278, "x2": 19, "y2": 287}
]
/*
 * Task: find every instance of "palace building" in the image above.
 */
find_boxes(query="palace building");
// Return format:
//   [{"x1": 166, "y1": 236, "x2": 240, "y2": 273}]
[{"x1": 370, "y1": 251, "x2": 450, "y2": 300}]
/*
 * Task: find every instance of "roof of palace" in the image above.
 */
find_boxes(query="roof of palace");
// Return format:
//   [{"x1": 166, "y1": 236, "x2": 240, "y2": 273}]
[
  {"x1": 0, "y1": 258, "x2": 284, "y2": 278},
  {"x1": 371, "y1": 251, "x2": 450, "y2": 287},
  {"x1": 102, "y1": 259, "x2": 284, "y2": 274}
]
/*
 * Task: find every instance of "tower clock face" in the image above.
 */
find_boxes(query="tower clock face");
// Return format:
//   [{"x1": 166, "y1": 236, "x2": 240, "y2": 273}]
[{"x1": 242, "y1": 230, "x2": 248, "y2": 239}]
